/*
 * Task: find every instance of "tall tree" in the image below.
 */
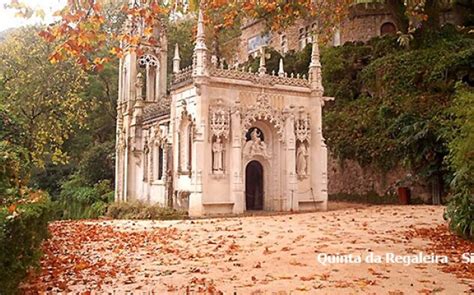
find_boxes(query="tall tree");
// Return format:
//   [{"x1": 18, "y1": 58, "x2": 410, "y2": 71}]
[{"x1": 0, "y1": 27, "x2": 89, "y2": 167}]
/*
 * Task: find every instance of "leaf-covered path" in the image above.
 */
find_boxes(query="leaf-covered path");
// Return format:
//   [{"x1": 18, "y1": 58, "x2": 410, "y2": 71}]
[{"x1": 22, "y1": 205, "x2": 473, "y2": 294}]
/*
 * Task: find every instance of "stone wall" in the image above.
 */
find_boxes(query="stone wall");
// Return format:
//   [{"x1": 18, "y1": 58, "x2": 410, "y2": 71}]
[
  {"x1": 233, "y1": 4, "x2": 462, "y2": 64},
  {"x1": 340, "y1": 14, "x2": 397, "y2": 44},
  {"x1": 327, "y1": 153, "x2": 432, "y2": 202},
  {"x1": 233, "y1": 19, "x2": 316, "y2": 64}
]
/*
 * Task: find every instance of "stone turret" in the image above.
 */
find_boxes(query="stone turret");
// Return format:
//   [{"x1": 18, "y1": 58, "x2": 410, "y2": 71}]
[
  {"x1": 193, "y1": 9, "x2": 208, "y2": 77},
  {"x1": 308, "y1": 34, "x2": 323, "y2": 93},
  {"x1": 278, "y1": 58, "x2": 285, "y2": 77},
  {"x1": 173, "y1": 43, "x2": 181, "y2": 74}
]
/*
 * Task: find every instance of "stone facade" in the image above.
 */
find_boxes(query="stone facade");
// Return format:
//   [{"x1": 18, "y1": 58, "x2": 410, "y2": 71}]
[
  {"x1": 235, "y1": 18, "x2": 317, "y2": 65},
  {"x1": 340, "y1": 3, "x2": 398, "y2": 44},
  {"x1": 233, "y1": 3, "x2": 461, "y2": 64},
  {"x1": 115, "y1": 9, "x2": 332, "y2": 216}
]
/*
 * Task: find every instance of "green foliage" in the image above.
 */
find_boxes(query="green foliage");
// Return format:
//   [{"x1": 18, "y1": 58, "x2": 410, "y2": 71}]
[
  {"x1": 167, "y1": 18, "x2": 195, "y2": 76},
  {"x1": 321, "y1": 28, "x2": 474, "y2": 185},
  {"x1": 0, "y1": 27, "x2": 89, "y2": 167},
  {"x1": 107, "y1": 201, "x2": 187, "y2": 220},
  {"x1": 77, "y1": 141, "x2": 115, "y2": 186},
  {"x1": 443, "y1": 85, "x2": 474, "y2": 240},
  {"x1": 445, "y1": 192, "x2": 474, "y2": 240},
  {"x1": 242, "y1": 45, "x2": 311, "y2": 77},
  {"x1": 56, "y1": 176, "x2": 113, "y2": 220},
  {"x1": 0, "y1": 107, "x2": 31, "y2": 204},
  {"x1": 0, "y1": 197, "x2": 52, "y2": 294}
]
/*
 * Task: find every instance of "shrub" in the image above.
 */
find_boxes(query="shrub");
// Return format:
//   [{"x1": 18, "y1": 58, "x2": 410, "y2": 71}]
[
  {"x1": 443, "y1": 85, "x2": 474, "y2": 240},
  {"x1": 445, "y1": 192, "x2": 474, "y2": 240},
  {"x1": 0, "y1": 197, "x2": 52, "y2": 293},
  {"x1": 77, "y1": 141, "x2": 115, "y2": 186},
  {"x1": 107, "y1": 201, "x2": 187, "y2": 220},
  {"x1": 57, "y1": 176, "x2": 114, "y2": 219}
]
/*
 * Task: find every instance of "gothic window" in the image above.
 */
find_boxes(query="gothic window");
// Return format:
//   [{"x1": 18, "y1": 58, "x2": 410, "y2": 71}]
[
  {"x1": 138, "y1": 54, "x2": 159, "y2": 101},
  {"x1": 187, "y1": 124, "x2": 193, "y2": 172},
  {"x1": 122, "y1": 64, "x2": 130, "y2": 102},
  {"x1": 247, "y1": 33, "x2": 271, "y2": 54},
  {"x1": 151, "y1": 126, "x2": 166, "y2": 182},
  {"x1": 178, "y1": 111, "x2": 193, "y2": 174},
  {"x1": 298, "y1": 27, "x2": 306, "y2": 50},
  {"x1": 305, "y1": 25, "x2": 312, "y2": 44},
  {"x1": 381, "y1": 22, "x2": 397, "y2": 36},
  {"x1": 158, "y1": 146, "x2": 164, "y2": 180}
]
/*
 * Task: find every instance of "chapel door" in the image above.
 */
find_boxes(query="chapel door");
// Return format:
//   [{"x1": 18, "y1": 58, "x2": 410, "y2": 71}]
[{"x1": 245, "y1": 160, "x2": 264, "y2": 210}]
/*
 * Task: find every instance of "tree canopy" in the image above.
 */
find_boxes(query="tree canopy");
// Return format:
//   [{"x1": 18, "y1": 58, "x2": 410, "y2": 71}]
[
  {"x1": 8, "y1": 0, "x2": 472, "y2": 67},
  {"x1": 0, "y1": 27, "x2": 89, "y2": 167}
]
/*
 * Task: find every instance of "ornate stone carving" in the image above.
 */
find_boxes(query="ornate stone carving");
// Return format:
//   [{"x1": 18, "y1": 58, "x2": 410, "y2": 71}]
[
  {"x1": 171, "y1": 66, "x2": 193, "y2": 87},
  {"x1": 242, "y1": 94, "x2": 284, "y2": 141},
  {"x1": 151, "y1": 126, "x2": 167, "y2": 147},
  {"x1": 143, "y1": 96, "x2": 171, "y2": 121},
  {"x1": 243, "y1": 129, "x2": 271, "y2": 159},
  {"x1": 178, "y1": 101, "x2": 194, "y2": 175},
  {"x1": 295, "y1": 108, "x2": 311, "y2": 143},
  {"x1": 135, "y1": 72, "x2": 144, "y2": 100},
  {"x1": 296, "y1": 142, "x2": 309, "y2": 178},
  {"x1": 117, "y1": 129, "x2": 127, "y2": 151},
  {"x1": 209, "y1": 99, "x2": 230, "y2": 140},
  {"x1": 209, "y1": 67, "x2": 310, "y2": 88},
  {"x1": 143, "y1": 137, "x2": 150, "y2": 181},
  {"x1": 138, "y1": 54, "x2": 159, "y2": 68},
  {"x1": 212, "y1": 137, "x2": 224, "y2": 174}
]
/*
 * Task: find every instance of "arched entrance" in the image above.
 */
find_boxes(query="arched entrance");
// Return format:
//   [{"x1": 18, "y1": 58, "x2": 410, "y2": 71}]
[
  {"x1": 245, "y1": 160, "x2": 264, "y2": 210},
  {"x1": 381, "y1": 22, "x2": 397, "y2": 36}
]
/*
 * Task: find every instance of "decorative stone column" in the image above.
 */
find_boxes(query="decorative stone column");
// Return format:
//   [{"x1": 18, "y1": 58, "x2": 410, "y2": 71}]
[
  {"x1": 230, "y1": 101, "x2": 244, "y2": 214},
  {"x1": 308, "y1": 33, "x2": 328, "y2": 210},
  {"x1": 284, "y1": 107, "x2": 297, "y2": 211},
  {"x1": 188, "y1": 119, "x2": 205, "y2": 216}
]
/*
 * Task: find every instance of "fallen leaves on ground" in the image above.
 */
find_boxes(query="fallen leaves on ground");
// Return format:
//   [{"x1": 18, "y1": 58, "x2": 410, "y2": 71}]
[
  {"x1": 18, "y1": 205, "x2": 472, "y2": 293},
  {"x1": 405, "y1": 224, "x2": 474, "y2": 280}
]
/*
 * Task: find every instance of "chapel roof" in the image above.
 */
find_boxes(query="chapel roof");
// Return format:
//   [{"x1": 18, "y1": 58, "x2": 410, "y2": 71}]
[{"x1": 143, "y1": 96, "x2": 171, "y2": 122}]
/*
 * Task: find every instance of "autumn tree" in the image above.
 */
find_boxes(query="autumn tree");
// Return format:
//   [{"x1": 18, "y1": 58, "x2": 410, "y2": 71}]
[
  {"x1": 0, "y1": 27, "x2": 89, "y2": 167},
  {"x1": 7, "y1": 0, "x2": 470, "y2": 66}
]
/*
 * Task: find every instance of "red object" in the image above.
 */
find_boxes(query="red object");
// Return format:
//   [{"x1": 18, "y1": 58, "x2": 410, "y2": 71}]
[{"x1": 398, "y1": 187, "x2": 411, "y2": 205}]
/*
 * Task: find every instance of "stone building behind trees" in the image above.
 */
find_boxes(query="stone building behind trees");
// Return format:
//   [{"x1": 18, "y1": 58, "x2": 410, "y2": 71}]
[{"x1": 230, "y1": 1, "x2": 464, "y2": 65}]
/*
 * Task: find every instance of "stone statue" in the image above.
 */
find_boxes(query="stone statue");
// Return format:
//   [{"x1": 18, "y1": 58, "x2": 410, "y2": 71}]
[
  {"x1": 135, "y1": 72, "x2": 144, "y2": 100},
  {"x1": 296, "y1": 142, "x2": 308, "y2": 176},
  {"x1": 212, "y1": 137, "x2": 224, "y2": 173},
  {"x1": 243, "y1": 129, "x2": 270, "y2": 158}
]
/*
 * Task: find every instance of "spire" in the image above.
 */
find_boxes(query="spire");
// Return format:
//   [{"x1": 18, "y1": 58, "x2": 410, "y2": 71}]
[
  {"x1": 309, "y1": 33, "x2": 321, "y2": 68},
  {"x1": 308, "y1": 33, "x2": 323, "y2": 92},
  {"x1": 173, "y1": 43, "x2": 181, "y2": 74},
  {"x1": 193, "y1": 8, "x2": 208, "y2": 77},
  {"x1": 196, "y1": 9, "x2": 206, "y2": 48},
  {"x1": 278, "y1": 58, "x2": 285, "y2": 77}
]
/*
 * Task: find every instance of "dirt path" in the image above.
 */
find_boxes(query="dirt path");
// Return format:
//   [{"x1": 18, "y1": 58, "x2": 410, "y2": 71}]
[{"x1": 22, "y1": 204, "x2": 473, "y2": 294}]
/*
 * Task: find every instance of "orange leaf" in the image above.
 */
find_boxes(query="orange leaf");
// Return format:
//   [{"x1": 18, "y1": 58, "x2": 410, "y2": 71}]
[{"x1": 8, "y1": 204, "x2": 17, "y2": 214}]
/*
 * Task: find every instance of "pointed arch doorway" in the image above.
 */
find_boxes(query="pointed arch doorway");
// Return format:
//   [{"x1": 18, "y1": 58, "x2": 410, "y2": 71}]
[{"x1": 245, "y1": 160, "x2": 264, "y2": 210}]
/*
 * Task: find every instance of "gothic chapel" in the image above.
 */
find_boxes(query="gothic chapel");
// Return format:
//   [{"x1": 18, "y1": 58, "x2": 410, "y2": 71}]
[{"x1": 115, "y1": 7, "x2": 333, "y2": 216}]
